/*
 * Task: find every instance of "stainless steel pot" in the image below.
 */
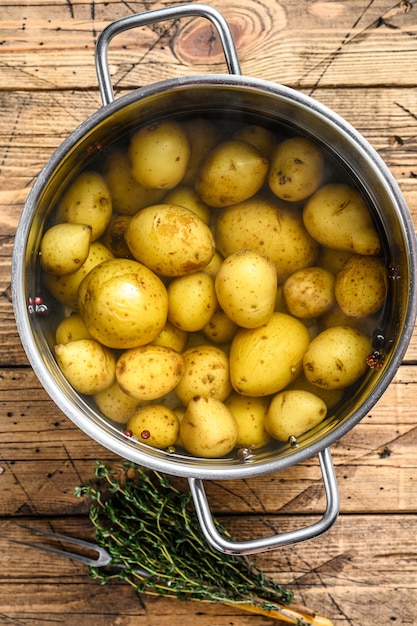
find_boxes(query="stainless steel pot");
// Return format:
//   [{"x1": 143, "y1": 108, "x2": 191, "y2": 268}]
[{"x1": 12, "y1": 4, "x2": 417, "y2": 555}]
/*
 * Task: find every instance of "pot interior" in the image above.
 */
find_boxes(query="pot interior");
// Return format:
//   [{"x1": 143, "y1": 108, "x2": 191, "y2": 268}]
[{"x1": 13, "y1": 75, "x2": 417, "y2": 479}]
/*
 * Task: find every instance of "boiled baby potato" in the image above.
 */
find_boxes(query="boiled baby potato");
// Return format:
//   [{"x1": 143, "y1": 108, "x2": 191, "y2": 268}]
[
  {"x1": 103, "y1": 149, "x2": 164, "y2": 215},
  {"x1": 225, "y1": 392, "x2": 271, "y2": 449},
  {"x1": 317, "y1": 247, "x2": 353, "y2": 275},
  {"x1": 335, "y1": 254, "x2": 387, "y2": 318},
  {"x1": 268, "y1": 136, "x2": 324, "y2": 202},
  {"x1": 286, "y1": 371, "x2": 343, "y2": 409},
  {"x1": 151, "y1": 320, "x2": 188, "y2": 353},
  {"x1": 126, "y1": 405, "x2": 179, "y2": 449},
  {"x1": 128, "y1": 120, "x2": 190, "y2": 190},
  {"x1": 303, "y1": 183, "x2": 381, "y2": 255},
  {"x1": 168, "y1": 271, "x2": 217, "y2": 332},
  {"x1": 283, "y1": 266, "x2": 335, "y2": 319},
  {"x1": 163, "y1": 186, "x2": 211, "y2": 224},
  {"x1": 215, "y1": 249, "x2": 277, "y2": 328},
  {"x1": 94, "y1": 380, "x2": 139, "y2": 424},
  {"x1": 229, "y1": 312, "x2": 311, "y2": 396},
  {"x1": 54, "y1": 338, "x2": 115, "y2": 395},
  {"x1": 195, "y1": 140, "x2": 269, "y2": 208},
  {"x1": 265, "y1": 389, "x2": 327, "y2": 441},
  {"x1": 116, "y1": 345, "x2": 184, "y2": 401},
  {"x1": 44, "y1": 241, "x2": 114, "y2": 310},
  {"x1": 321, "y1": 304, "x2": 374, "y2": 333},
  {"x1": 55, "y1": 313, "x2": 92, "y2": 345},
  {"x1": 202, "y1": 307, "x2": 239, "y2": 344},
  {"x1": 303, "y1": 326, "x2": 372, "y2": 389},
  {"x1": 232, "y1": 124, "x2": 275, "y2": 158},
  {"x1": 175, "y1": 344, "x2": 231, "y2": 406},
  {"x1": 57, "y1": 171, "x2": 112, "y2": 241},
  {"x1": 215, "y1": 196, "x2": 319, "y2": 281},
  {"x1": 40, "y1": 223, "x2": 91, "y2": 275},
  {"x1": 125, "y1": 204, "x2": 215, "y2": 277},
  {"x1": 78, "y1": 258, "x2": 168, "y2": 349},
  {"x1": 180, "y1": 396, "x2": 238, "y2": 458},
  {"x1": 182, "y1": 118, "x2": 222, "y2": 185}
]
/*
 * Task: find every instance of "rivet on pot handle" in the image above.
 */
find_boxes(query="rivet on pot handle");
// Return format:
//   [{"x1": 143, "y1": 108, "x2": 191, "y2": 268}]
[
  {"x1": 95, "y1": 3, "x2": 242, "y2": 106},
  {"x1": 188, "y1": 447, "x2": 340, "y2": 555}
]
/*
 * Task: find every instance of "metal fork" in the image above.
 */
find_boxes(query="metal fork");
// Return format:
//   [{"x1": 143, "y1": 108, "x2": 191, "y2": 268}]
[{"x1": 12, "y1": 523, "x2": 151, "y2": 577}]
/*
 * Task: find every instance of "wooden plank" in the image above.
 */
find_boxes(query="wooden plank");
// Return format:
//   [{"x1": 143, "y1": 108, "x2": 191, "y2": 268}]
[
  {"x1": 0, "y1": 514, "x2": 416, "y2": 625},
  {"x1": 1, "y1": 0, "x2": 416, "y2": 90}
]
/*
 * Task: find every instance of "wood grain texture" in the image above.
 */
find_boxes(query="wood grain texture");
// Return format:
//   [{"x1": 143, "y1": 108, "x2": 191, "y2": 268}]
[{"x1": 1, "y1": 1, "x2": 417, "y2": 624}]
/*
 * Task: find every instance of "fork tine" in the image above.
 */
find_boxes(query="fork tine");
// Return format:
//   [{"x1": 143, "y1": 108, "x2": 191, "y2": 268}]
[{"x1": 13, "y1": 523, "x2": 112, "y2": 567}]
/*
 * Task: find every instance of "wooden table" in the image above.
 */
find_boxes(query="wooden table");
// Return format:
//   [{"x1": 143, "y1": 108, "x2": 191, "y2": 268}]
[{"x1": 1, "y1": 1, "x2": 417, "y2": 624}]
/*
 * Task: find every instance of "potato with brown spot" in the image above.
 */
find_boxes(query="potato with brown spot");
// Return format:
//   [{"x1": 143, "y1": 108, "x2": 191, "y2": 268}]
[
  {"x1": 265, "y1": 390, "x2": 327, "y2": 441},
  {"x1": 335, "y1": 255, "x2": 387, "y2": 318},
  {"x1": 180, "y1": 396, "x2": 238, "y2": 458},
  {"x1": 175, "y1": 344, "x2": 231, "y2": 406},
  {"x1": 127, "y1": 405, "x2": 179, "y2": 449}
]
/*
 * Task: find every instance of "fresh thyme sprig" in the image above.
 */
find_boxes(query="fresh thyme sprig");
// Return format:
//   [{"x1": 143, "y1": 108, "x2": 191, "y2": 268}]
[{"x1": 75, "y1": 461, "x2": 333, "y2": 625}]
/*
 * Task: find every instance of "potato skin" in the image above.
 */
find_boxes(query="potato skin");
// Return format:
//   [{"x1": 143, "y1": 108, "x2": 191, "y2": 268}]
[
  {"x1": 229, "y1": 312, "x2": 311, "y2": 396},
  {"x1": 283, "y1": 266, "x2": 335, "y2": 319},
  {"x1": 125, "y1": 204, "x2": 215, "y2": 277},
  {"x1": 116, "y1": 345, "x2": 184, "y2": 401},
  {"x1": 335, "y1": 255, "x2": 387, "y2": 318},
  {"x1": 78, "y1": 258, "x2": 168, "y2": 349},
  {"x1": 168, "y1": 271, "x2": 217, "y2": 332},
  {"x1": 40, "y1": 223, "x2": 92, "y2": 275},
  {"x1": 94, "y1": 380, "x2": 139, "y2": 423},
  {"x1": 303, "y1": 326, "x2": 372, "y2": 389},
  {"x1": 175, "y1": 344, "x2": 231, "y2": 406},
  {"x1": 128, "y1": 120, "x2": 190, "y2": 190},
  {"x1": 265, "y1": 390, "x2": 327, "y2": 441},
  {"x1": 303, "y1": 183, "x2": 381, "y2": 255},
  {"x1": 54, "y1": 339, "x2": 116, "y2": 395},
  {"x1": 57, "y1": 171, "x2": 112, "y2": 241},
  {"x1": 195, "y1": 140, "x2": 269, "y2": 207},
  {"x1": 127, "y1": 405, "x2": 179, "y2": 449},
  {"x1": 215, "y1": 196, "x2": 319, "y2": 280},
  {"x1": 268, "y1": 137, "x2": 324, "y2": 202},
  {"x1": 215, "y1": 249, "x2": 277, "y2": 328},
  {"x1": 225, "y1": 392, "x2": 271, "y2": 449},
  {"x1": 180, "y1": 396, "x2": 238, "y2": 458}
]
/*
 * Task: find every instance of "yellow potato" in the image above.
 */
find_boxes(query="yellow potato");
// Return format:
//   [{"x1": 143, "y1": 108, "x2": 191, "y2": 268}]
[
  {"x1": 163, "y1": 186, "x2": 211, "y2": 224},
  {"x1": 182, "y1": 118, "x2": 222, "y2": 185},
  {"x1": 180, "y1": 396, "x2": 238, "y2": 458},
  {"x1": 168, "y1": 271, "x2": 217, "y2": 332},
  {"x1": 44, "y1": 241, "x2": 114, "y2": 309},
  {"x1": 151, "y1": 320, "x2": 188, "y2": 353},
  {"x1": 202, "y1": 250, "x2": 224, "y2": 278},
  {"x1": 78, "y1": 258, "x2": 168, "y2": 349},
  {"x1": 128, "y1": 120, "x2": 190, "y2": 189},
  {"x1": 40, "y1": 223, "x2": 92, "y2": 275},
  {"x1": 215, "y1": 249, "x2": 277, "y2": 328},
  {"x1": 265, "y1": 390, "x2": 327, "y2": 441},
  {"x1": 55, "y1": 313, "x2": 92, "y2": 345},
  {"x1": 303, "y1": 326, "x2": 372, "y2": 389},
  {"x1": 125, "y1": 204, "x2": 215, "y2": 277},
  {"x1": 174, "y1": 344, "x2": 231, "y2": 406},
  {"x1": 321, "y1": 304, "x2": 375, "y2": 333},
  {"x1": 303, "y1": 183, "x2": 381, "y2": 255},
  {"x1": 54, "y1": 339, "x2": 116, "y2": 395},
  {"x1": 94, "y1": 380, "x2": 139, "y2": 423},
  {"x1": 127, "y1": 405, "x2": 179, "y2": 449},
  {"x1": 103, "y1": 149, "x2": 164, "y2": 215},
  {"x1": 232, "y1": 124, "x2": 275, "y2": 158},
  {"x1": 335, "y1": 255, "x2": 387, "y2": 318},
  {"x1": 268, "y1": 136, "x2": 324, "y2": 202},
  {"x1": 215, "y1": 196, "x2": 319, "y2": 281},
  {"x1": 317, "y1": 247, "x2": 353, "y2": 275},
  {"x1": 229, "y1": 312, "x2": 311, "y2": 396},
  {"x1": 202, "y1": 308, "x2": 239, "y2": 344},
  {"x1": 57, "y1": 171, "x2": 112, "y2": 240},
  {"x1": 101, "y1": 214, "x2": 132, "y2": 258},
  {"x1": 116, "y1": 345, "x2": 184, "y2": 401},
  {"x1": 225, "y1": 392, "x2": 271, "y2": 449},
  {"x1": 195, "y1": 140, "x2": 269, "y2": 207},
  {"x1": 283, "y1": 266, "x2": 335, "y2": 319}
]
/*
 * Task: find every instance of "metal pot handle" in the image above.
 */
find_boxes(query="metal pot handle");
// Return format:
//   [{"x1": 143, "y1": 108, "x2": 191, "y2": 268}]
[
  {"x1": 95, "y1": 3, "x2": 242, "y2": 106},
  {"x1": 188, "y1": 447, "x2": 340, "y2": 555}
]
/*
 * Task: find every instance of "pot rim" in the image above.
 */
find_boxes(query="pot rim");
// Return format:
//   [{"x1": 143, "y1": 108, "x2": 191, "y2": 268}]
[{"x1": 12, "y1": 73, "x2": 417, "y2": 480}]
